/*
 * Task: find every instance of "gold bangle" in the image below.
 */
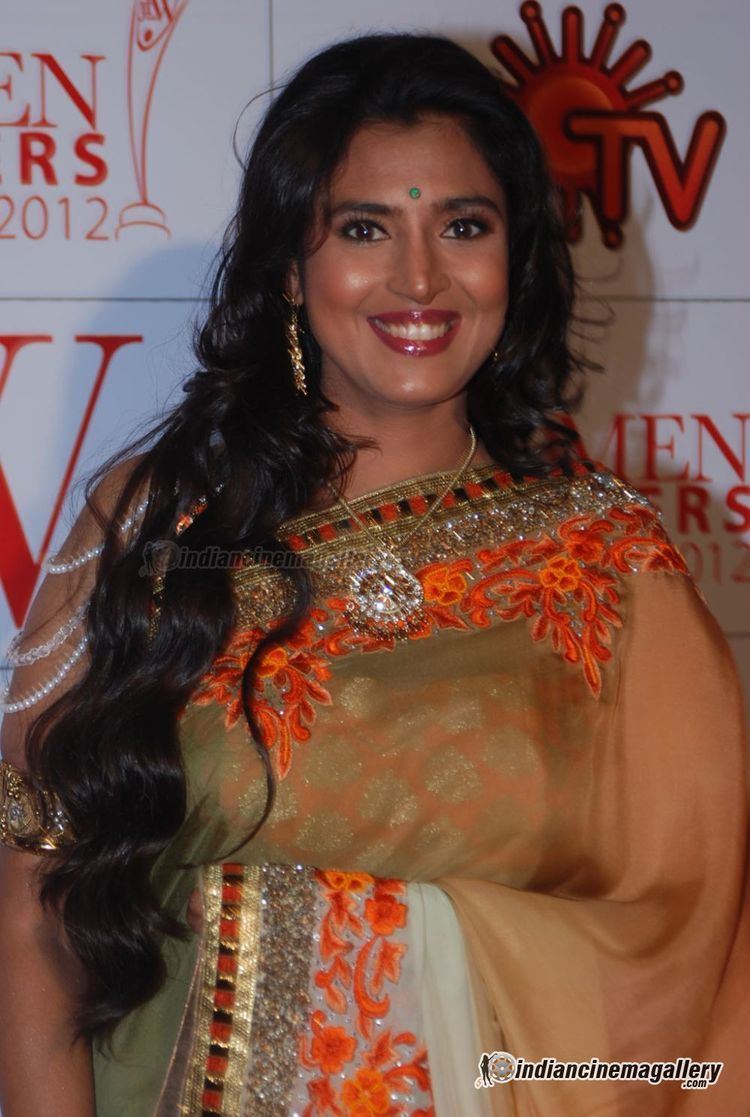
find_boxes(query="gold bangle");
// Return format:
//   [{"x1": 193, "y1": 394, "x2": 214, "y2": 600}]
[{"x1": 0, "y1": 759, "x2": 75, "y2": 856}]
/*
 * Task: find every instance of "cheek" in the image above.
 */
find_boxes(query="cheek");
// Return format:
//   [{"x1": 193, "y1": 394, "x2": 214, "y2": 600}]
[
  {"x1": 304, "y1": 247, "x2": 376, "y2": 314},
  {"x1": 460, "y1": 249, "x2": 509, "y2": 308}
]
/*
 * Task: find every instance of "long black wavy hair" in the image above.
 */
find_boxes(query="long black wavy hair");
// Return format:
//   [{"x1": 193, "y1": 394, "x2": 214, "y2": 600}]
[{"x1": 23, "y1": 31, "x2": 604, "y2": 1041}]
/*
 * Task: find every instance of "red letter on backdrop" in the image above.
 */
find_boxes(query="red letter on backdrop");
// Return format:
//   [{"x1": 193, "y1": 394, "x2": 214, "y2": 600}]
[{"x1": 0, "y1": 334, "x2": 142, "y2": 626}]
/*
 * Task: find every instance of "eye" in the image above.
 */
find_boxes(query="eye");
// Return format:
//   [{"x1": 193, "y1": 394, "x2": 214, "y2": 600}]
[
  {"x1": 443, "y1": 217, "x2": 489, "y2": 240},
  {"x1": 339, "y1": 220, "x2": 388, "y2": 242}
]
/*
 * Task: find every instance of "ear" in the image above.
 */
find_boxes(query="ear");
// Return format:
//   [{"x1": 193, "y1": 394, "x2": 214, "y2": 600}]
[{"x1": 285, "y1": 261, "x2": 303, "y2": 305}]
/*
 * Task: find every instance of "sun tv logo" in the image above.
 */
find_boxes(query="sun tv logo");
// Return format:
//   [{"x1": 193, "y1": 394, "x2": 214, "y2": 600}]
[{"x1": 493, "y1": 1, "x2": 726, "y2": 246}]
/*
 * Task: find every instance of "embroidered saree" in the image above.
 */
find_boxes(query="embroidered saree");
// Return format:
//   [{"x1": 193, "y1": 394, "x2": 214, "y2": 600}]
[{"x1": 89, "y1": 462, "x2": 749, "y2": 1116}]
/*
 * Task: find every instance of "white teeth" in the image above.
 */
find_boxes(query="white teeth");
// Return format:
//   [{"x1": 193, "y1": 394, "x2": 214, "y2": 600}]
[{"x1": 374, "y1": 319, "x2": 452, "y2": 340}]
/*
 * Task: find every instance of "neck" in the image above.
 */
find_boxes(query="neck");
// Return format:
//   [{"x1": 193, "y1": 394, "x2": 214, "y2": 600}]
[{"x1": 312, "y1": 407, "x2": 494, "y2": 508}]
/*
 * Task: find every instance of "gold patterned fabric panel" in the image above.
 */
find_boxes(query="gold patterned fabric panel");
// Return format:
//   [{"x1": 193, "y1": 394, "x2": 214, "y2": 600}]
[
  {"x1": 241, "y1": 863, "x2": 316, "y2": 1113},
  {"x1": 170, "y1": 466, "x2": 689, "y2": 891},
  {"x1": 186, "y1": 468, "x2": 688, "y2": 790}
]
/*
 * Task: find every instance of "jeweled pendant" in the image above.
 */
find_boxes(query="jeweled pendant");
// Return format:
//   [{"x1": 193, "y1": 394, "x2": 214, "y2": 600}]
[{"x1": 342, "y1": 548, "x2": 426, "y2": 639}]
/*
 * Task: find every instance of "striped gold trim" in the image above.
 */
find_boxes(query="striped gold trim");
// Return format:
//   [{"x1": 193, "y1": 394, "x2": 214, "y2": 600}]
[
  {"x1": 223, "y1": 866, "x2": 262, "y2": 1114},
  {"x1": 274, "y1": 461, "x2": 503, "y2": 539},
  {"x1": 178, "y1": 864, "x2": 263, "y2": 1115},
  {"x1": 175, "y1": 863, "x2": 313, "y2": 1116},
  {"x1": 181, "y1": 864, "x2": 223, "y2": 1114}
]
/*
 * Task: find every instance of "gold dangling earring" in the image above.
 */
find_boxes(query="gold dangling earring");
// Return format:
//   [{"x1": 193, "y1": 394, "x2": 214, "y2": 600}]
[{"x1": 284, "y1": 294, "x2": 308, "y2": 396}]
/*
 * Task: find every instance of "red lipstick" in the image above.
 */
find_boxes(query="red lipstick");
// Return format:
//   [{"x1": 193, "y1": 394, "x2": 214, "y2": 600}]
[{"x1": 367, "y1": 310, "x2": 461, "y2": 357}]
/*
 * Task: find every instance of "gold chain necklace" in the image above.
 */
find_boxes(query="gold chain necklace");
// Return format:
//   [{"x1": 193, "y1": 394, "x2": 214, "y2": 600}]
[{"x1": 325, "y1": 424, "x2": 478, "y2": 639}]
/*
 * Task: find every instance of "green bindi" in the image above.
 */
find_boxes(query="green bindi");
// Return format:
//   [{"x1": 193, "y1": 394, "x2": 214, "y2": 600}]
[{"x1": 408, "y1": 186, "x2": 421, "y2": 199}]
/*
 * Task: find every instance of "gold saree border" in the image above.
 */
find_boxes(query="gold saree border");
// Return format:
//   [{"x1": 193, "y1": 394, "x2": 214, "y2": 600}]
[
  {"x1": 274, "y1": 460, "x2": 504, "y2": 538},
  {"x1": 223, "y1": 865, "x2": 262, "y2": 1115},
  {"x1": 228, "y1": 470, "x2": 652, "y2": 628},
  {"x1": 235, "y1": 469, "x2": 650, "y2": 579},
  {"x1": 179, "y1": 862, "x2": 223, "y2": 1114},
  {"x1": 179, "y1": 863, "x2": 263, "y2": 1116},
  {"x1": 173, "y1": 863, "x2": 317, "y2": 1116},
  {"x1": 240, "y1": 863, "x2": 316, "y2": 1115}
]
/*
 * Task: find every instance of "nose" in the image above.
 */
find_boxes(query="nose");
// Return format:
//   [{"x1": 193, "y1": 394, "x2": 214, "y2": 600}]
[{"x1": 386, "y1": 229, "x2": 450, "y2": 304}]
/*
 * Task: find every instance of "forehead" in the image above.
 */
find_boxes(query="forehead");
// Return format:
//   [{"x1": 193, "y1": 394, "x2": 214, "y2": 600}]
[{"x1": 328, "y1": 114, "x2": 505, "y2": 205}]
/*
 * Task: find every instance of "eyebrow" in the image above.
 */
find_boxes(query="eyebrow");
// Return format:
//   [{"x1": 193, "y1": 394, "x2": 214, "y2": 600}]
[{"x1": 328, "y1": 194, "x2": 505, "y2": 220}]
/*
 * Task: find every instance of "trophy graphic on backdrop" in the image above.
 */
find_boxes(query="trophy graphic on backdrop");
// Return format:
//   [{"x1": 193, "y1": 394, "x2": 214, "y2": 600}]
[{"x1": 116, "y1": 0, "x2": 190, "y2": 238}]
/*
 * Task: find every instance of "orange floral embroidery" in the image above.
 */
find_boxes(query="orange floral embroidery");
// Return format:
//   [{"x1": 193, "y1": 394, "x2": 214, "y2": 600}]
[
  {"x1": 189, "y1": 611, "x2": 333, "y2": 778},
  {"x1": 605, "y1": 506, "x2": 688, "y2": 573},
  {"x1": 306, "y1": 1077, "x2": 341, "y2": 1115},
  {"x1": 341, "y1": 1066, "x2": 395, "y2": 1116},
  {"x1": 299, "y1": 874, "x2": 434, "y2": 1116},
  {"x1": 315, "y1": 504, "x2": 685, "y2": 700},
  {"x1": 538, "y1": 553, "x2": 584, "y2": 592},
  {"x1": 420, "y1": 558, "x2": 474, "y2": 613},
  {"x1": 190, "y1": 625, "x2": 264, "y2": 724},
  {"x1": 309, "y1": 1019, "x2": 358, "y2": 1076},
  {"x1": 314, "y1": 876, "x2": 407, "y2": 1027},
  {"x1": 464, "y1": 506, "x2": 687, "y2": 697},
  {"x1": 364, "y1": 893, "x2": 407, "y2": 937},
  {"x1": 319, "y1": 870, "x2": 375, "y2": 894}
]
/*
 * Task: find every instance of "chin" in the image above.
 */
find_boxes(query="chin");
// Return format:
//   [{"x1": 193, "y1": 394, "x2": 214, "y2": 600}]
[
  {"x1": 371, "y1": 365, "x2": 470, "y2": 397},
  {"x1": 369, "y1": 381, "x2": 459, "y2": 407}
]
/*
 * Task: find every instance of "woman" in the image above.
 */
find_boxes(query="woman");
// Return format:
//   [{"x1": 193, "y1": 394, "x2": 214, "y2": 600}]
[{"x1": 0, "y1": 32, "x2": 747, "y2": 1117}]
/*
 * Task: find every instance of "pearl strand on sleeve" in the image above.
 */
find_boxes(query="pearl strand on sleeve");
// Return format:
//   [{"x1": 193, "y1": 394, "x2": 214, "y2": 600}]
[
  {"x1": 41, "y1": 496, "x2": 151, "y2": 574},
  {"x1": 2, "y1": 480, "x2": 226, "y2": 714},
  {"x1": 0, "y1": 496, "x2": 150, "y2": 712},
  {"x1": 4, "y1": 604, "x2": 87, "y2": 667},
  {"x1": 1, "y1": 635, "x2": 89, "y2": 714}
]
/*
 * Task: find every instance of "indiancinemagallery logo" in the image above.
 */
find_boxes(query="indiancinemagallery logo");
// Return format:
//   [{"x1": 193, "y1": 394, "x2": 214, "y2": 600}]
[{"x1": 475, "y1": 1051, "x2": 723, "y2": 1091}]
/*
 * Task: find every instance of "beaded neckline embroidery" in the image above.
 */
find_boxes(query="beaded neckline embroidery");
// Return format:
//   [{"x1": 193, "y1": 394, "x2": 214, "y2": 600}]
[
  {"x1": 274, "y1": 460, "x2": 505, "y2": 539},
  {"x1": 229, "y1": 466, "x2": 637, "y2": 623},
  {"x1": 271, "y1": 463, "x2": 518, "y2": 636}
]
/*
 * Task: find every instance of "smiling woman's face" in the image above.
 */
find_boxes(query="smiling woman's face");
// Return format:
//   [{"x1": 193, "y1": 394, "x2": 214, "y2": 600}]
[{"x1": 289, "y1": 113, "x2": 510, "y2": 413}]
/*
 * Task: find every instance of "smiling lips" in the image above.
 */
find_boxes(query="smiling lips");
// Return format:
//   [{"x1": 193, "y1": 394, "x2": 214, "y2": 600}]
[{"x1": 367, "y1": 310, "x2": 461, "y2": 356}]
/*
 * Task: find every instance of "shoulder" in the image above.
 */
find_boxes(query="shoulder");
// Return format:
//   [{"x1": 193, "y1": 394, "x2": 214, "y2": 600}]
[
  {"x1": 511, "y1": 459, "x2": 689, "y2": 580},
  {"x1": 511, "y1": 460, "x2": 700, "y2": 651},
  {"x1": 444, "y1": 461, "x2": 699, "y2": 700},
  {"x1": 0, "y1": 453, "x2": 152, "y2": 749},
  {"x1": 588, "y1": 463, "x2": 689, "y2": 570},
  {"x1": 73, "y1": 452, "x2": 151, "y2": 542}
]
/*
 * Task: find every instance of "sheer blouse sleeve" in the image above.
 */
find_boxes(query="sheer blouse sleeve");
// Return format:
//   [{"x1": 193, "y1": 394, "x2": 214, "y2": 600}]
[{"x1": 0, "y1": 460, "x2": 150, "y2": 856}]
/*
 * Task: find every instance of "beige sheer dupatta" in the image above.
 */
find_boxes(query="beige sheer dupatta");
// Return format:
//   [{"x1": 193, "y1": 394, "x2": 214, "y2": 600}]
[{"x1": 439, "y1": 571, "x2": 749, "y2": 1115}]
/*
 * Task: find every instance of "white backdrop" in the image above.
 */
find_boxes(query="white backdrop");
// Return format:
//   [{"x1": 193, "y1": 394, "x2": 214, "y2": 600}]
[{"x1": 1, "y1": 0, "x2": 748, "y2": 735}]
